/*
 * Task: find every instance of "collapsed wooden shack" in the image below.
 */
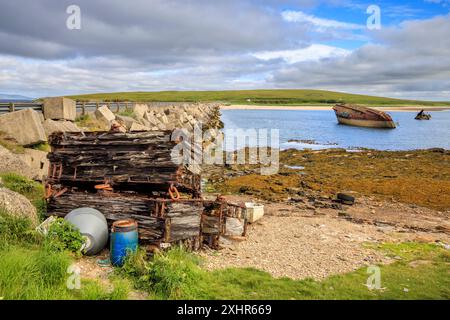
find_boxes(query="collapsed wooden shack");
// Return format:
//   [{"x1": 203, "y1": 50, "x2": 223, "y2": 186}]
[
  {"x1": 45, "y1": 130, "x2": 247, "y2": 250},
  {"x1": 46, "y1": 131, "x2": 201, "y2": 195}
]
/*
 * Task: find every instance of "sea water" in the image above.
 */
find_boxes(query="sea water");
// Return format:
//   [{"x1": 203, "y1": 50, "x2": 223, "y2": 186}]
[{"x1": 221, "y1": 109, "x2": 450, "y2": 151}]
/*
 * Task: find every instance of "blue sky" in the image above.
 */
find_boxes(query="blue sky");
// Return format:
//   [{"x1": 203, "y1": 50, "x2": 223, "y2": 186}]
[
  {"x1": 280, "y1": 0, "x2": 449, "y2": 49},
  {"x1": 0, "y1": 0, "x2": 449, "y2": 100}
]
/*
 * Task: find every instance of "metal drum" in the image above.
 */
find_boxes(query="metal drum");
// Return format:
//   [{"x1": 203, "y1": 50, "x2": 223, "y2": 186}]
[
  {"x1": 110, "y1": 219, "x2": 139, "y2": 266},
  {"x1": 65, "y1": 207, "x2": 109, "y2": 255}
]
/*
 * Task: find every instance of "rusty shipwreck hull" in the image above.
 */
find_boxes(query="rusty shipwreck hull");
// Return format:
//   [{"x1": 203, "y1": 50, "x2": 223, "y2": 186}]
[{"x1": 333, "y1": 104, "x2": 396, "y2": 129}]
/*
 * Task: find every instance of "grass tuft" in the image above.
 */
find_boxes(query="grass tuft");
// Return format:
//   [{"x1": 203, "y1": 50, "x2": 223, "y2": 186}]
[
  {"x1": 120, "y1": 247, "x2": 203, "y2": 299},
  {"x1": 75, "y1": 114, "x2": 107, "y2": 131},
  {"x1": 0, "y1": 131, "x2": 24, "y2": 154},
  {"x1": 117, "y1": 110, "x2": 137, "y2": 119},
  {"x1": 31, "y1": 142, "x2": 51, "y2": 152},
  {"x1": 0, "y1": 246, "x2": 72, "y2": 300}
]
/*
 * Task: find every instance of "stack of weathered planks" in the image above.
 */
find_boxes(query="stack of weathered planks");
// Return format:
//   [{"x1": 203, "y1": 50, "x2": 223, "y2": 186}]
[
  {"x1": 45, "y1": 130, "x2": 247, "y2": 250},
  {"x1": 47, "y1": 131, "x2": 201, "y2": 194}
]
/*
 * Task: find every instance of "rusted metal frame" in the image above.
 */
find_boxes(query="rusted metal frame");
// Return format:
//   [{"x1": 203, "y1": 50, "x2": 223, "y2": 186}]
[
  {"x1": 44, "y1": 183, "x2": 68, "y2": 200},
  {"x1": 48, "y1": 162, "x2": 63, "y2": 180},
  {"x1": 57, "y1": 163, "x2": 63, "y2": 179},
  {"x1": 164, "y1": 218, "x2": 171, "y2": 242},
  {"x1": 47, "y1": 162, "x2": 53, "y2": 179},
  {"x1": 51, "y1": 163, "x2": 57, "y2": 179},
  {"x1": 159, "y1": 201, "x2": 166, "y2": 218}
]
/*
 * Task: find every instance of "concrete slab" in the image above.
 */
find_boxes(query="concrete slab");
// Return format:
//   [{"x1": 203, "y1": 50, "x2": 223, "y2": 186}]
[
  {"x1": 43, "y1": 97, "x2": 76, "y2": 121},
  {"x1": 0, "y1": 109, "x2": 47, "y2": 146},
  {"x1": 95, "y1": 105, "x2": 115, "y2": 125}
]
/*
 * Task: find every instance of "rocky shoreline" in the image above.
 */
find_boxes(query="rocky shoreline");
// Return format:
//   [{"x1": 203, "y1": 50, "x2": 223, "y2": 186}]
[
  {"x1": 200, "y1": 147, "x2": 449, "y2": 279},
  {"x1": 0, "y1": 99, "x2": 224, "y2": 180}
]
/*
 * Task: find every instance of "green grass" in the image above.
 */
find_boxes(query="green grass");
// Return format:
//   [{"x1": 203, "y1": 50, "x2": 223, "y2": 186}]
[
  {"x1": 31, "y1": 142, "x2": 51, "y2": 152},
  {"x1": 75, "y1": 114, "x2": 107, "y2": 131},
  {"x1": 121, "y1": 243, "x2": 450, "y2": 300},
  {"x1": 120, "y1": 247, "x2": 205, "y2": 299},
  {"x1": 0, "y1": 208, "x2": 38, "y2": 249},
  {"x1": 0, "y1": 245, "x2": 74, "y2": 300},
  {"x1": 0, "y1": 131, "x2": 24, "y2": 154},
  {"x1": 77, "y1": 278, "x2": 131, "y2": 300},
  {"x1": 0, "y1": 211, "x2": 130, "y2": 300},
  {"x1": 0, "y1": 246, "x2": 131, "y2": 300},
  {"x1": 117, "y1": 110, "x2": 137, "y2": 118},
  {"x1": 67, "y1": 89, "x2": 449, "y2": 106}
]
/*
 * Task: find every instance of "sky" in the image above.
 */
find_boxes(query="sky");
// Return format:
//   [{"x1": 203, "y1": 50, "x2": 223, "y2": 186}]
[{"x1": 0, "y1": 0, "x2": 449, "y2": 100}]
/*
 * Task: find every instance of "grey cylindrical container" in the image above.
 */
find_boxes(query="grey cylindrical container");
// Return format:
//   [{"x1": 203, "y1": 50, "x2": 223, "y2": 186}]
[{"x1": 65, "y1": 207, "x2": 109, "y2": 255}]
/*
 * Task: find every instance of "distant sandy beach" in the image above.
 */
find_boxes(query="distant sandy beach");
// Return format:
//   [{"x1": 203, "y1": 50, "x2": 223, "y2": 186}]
[{"x1": 221, "y1": 105, "x2": 450, "y2": 112}]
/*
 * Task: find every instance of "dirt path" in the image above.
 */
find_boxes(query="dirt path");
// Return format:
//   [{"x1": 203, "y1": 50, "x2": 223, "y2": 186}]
[
  {"x1": 74, "y1": 250, "x2": 148, "y2": 300},
  {"x1": 199, "y1": 196, "x2": 449, "y2": 280}
]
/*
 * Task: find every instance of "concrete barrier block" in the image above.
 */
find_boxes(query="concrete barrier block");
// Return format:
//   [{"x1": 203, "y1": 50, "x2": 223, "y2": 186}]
[
  {"x1": 0, "y1": 109, "x2": 47, "y2": 146},
  {"x1": 17, "y1": 148, "x2": 49, "y2": 181},
  {"x1": 95, "y1": 105, "x2": 115, "y2": 125},
  {"x1": 144, "y1": 111, "x2": 160, "y2": 126},
  {"x1": 116, "y1": 115, "x2": 137, "y2": 129},
  {"x1": 130, "y1": 122, "x2": 151, "y2": 131},
  {"x1": 43, "y1": 119, "x2": 81, "y2": 136},
  {"x1": 133, "y1": 104, "x2": 148, "y2": 119},
  {"x1": 43, "y1": 97, "x2": 76, "y2": 121}
]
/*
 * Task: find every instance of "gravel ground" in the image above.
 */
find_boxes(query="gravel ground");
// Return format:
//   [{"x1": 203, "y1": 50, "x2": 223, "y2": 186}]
[
  {"x1": 199, "y1": 215, "x2": 392, "y2": 280},
  {"x1": 74, "y1": 250, "x2": 148, "y2": 300},
  {"x1": 198, "y1": 197, "x2": 449, "y2": 280}
]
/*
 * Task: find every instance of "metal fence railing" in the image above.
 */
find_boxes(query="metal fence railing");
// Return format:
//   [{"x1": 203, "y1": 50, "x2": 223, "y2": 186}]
[
  {"x1": 0, "y1": 102, "x2": 43, "y2": 114},
  {"x1": 75, "y1": 101, "x2": 187, "y2": 114},
  {"x1": 0, "y1": 100, "x2": 188, "y2": 115}
]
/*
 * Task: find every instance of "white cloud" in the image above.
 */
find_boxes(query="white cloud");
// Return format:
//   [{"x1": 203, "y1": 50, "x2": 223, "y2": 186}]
[
  {"x1": 282, "y1": 10, "x2": 364, "y2": 31},
  {"x1": 271, "y1": 14, "x2": 450, "y2": 101},
  {"x1": 0, "y1": 1, "x2": 448, "y2": 101},
  {"x1": 253, "y1": 44, "x2": 351, "y2": 64}
]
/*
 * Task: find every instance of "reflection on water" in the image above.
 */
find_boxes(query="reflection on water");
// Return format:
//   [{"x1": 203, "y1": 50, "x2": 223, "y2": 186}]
[{"x1": 221, "y1": 109, "x2": 450, "y2": 151}]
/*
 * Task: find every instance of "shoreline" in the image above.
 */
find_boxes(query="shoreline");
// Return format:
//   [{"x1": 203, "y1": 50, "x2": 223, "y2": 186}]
[{"x1": 221, "y1": 104, "x2": 450, "y2": 112}]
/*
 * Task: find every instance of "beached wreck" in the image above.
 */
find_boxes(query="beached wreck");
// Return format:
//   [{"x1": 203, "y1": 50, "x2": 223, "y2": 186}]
[
  {"x1": 415, "y1": 110, "x2": 431, "y2": 120},
  {"x1": 333, "y1": 104, "x2": 396, "y2": 129}
]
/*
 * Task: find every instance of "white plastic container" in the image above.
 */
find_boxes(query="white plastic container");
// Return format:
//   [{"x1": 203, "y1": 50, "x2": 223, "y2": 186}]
[{"x1": 244, "y1": 202, "x2": 264, "y2": 223}]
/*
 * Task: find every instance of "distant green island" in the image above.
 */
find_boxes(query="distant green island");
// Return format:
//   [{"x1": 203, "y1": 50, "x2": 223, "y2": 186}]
[{"x1": 67, "y1": 89, "x2": 449, "y2": 107}]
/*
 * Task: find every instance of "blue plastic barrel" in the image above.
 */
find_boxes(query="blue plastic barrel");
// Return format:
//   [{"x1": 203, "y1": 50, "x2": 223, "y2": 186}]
[{"x1": 110, "y1": 219, "x2": 139, "y2": 266}]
